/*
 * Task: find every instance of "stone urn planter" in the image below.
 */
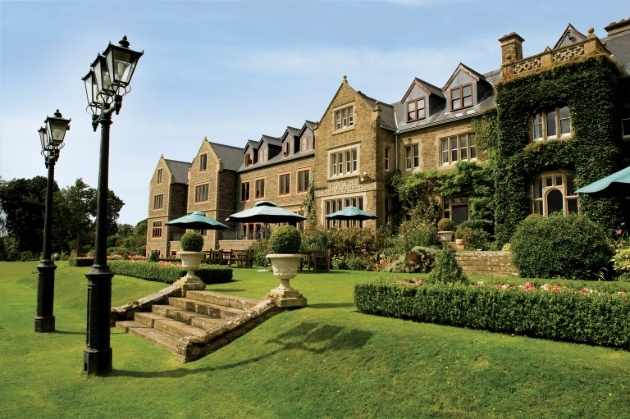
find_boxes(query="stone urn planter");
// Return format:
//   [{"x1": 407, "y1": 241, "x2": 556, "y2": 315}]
[
  {"x1": 175, "y1": 231, "x2": 206, "y2": 292},
  {"x1": 265, "y1": 225, "x2": 307, "y2": 307},
  {"x1": 438, "y1": 231, "x2": 454, "y2": 242},
  {"x1": 437, "y1": 218, "x2": 454, "y2": 242}
]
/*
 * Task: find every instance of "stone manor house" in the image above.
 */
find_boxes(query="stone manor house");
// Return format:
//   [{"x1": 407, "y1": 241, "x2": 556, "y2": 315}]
[{"x1": 146, "y1": 18, "x2": 630, "y2": 257}]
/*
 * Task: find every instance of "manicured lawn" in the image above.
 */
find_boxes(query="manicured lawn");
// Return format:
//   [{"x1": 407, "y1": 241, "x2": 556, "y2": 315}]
[{"x1": 1, "y1": 261, "x2": 629, "y2": 418}]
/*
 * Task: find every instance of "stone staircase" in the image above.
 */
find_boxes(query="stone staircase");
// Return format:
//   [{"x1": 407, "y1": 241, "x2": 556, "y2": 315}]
[
  {"x1": 115, "y1": 289, "x2": 282, "y2": 363},
  {"x1": 454, "y1": 251, "x2": 519, "y2": 278}
]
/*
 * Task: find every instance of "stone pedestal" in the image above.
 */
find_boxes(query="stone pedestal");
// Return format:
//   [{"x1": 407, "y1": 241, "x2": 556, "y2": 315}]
[
  {"x1": 266, "y1": 254, "x2": 307, "y2": 308},
  {"x1": 175, "y1": 251, "x2": 206, "y2": 292}
]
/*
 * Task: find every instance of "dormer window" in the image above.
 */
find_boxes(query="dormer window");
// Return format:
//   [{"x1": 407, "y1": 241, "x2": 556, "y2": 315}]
[
  {"x1": 258, "y1": 147, "x2": 268, "y2": 162},
  {"x1": 532, "y1": 106, "x2": 571, "y2": 141},
  {"x1": 283, "y1": 142, "x2": 291, "y2": 156},
  {"x1": 334, "y1": 105, "x2": 354, "y2": 132},
  {"x1": 450, "y1": 84, "x2": 473, "y2": 110},
  {"x1": 407, "y1": 98, "x2": 426, "y2": 122},
  {"x1": 244, "y1": 153, "x2": 252, "y2": 167}
]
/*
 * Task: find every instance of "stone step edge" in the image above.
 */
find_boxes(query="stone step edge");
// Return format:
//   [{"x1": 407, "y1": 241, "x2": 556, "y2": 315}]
[
  {"x1": 185, "y1": 290, "x2": 261, "y2": 310},
  {"x1": 168, "y1": 297, "x2": 248, "y2": 318}
]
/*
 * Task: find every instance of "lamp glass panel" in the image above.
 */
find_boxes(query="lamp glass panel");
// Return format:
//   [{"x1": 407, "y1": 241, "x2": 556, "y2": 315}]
[
  {"x1": 94, "y1": 56, "x2": 112, "y2": 95},
  {"x1": 48, "y1": 119, "x2": 68, "y2": 145},
  {"x1": 39, "y1": 128, "x2": 48, "y2": 151}
]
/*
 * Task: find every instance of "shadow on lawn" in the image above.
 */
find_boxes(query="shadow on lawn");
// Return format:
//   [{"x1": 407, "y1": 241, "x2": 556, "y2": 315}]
[
  {"x1": 307, "y1": 302, "x2": 356, "y2": 309},
  {"x1": 113, "y1": 322, "x2": 372, "y2": 378}
]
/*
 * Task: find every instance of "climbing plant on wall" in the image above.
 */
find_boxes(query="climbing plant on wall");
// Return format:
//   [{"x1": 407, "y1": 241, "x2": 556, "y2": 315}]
[{"x1": 494, "y1": 54, "x2": 628, "y2": 246}]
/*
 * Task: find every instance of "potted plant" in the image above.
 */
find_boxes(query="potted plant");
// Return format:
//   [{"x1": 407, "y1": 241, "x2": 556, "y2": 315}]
[
  {"x1": 266, "y1": 225, "x2": 307, "y2": 307},
  {"x1": 175, "y1": 231, "x2": 206, "y2": 291},
  {"x1": 437, "y1": 217, "x2": 454, "y2": 242},
  {"x1": 455, "y1": 227, "x2": 470, "y2": 250}
]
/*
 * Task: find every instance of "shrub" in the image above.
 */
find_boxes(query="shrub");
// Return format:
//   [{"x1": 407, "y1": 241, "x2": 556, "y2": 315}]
[
  {"x1": 384, "y1": 246, "x2": 439, "y2": 273},
  {"x1": 511, "y1": 213, "x2": 613, "y2": 279},
  {"x1": 180, "y1": 231, "x2": 204, "y2": 252},
  {"x1": 108, "y1": 260, "x2": 232, "y2": 284},
  {"x1": 148, "y1": 250, "x2": 159, "y2": 262},
  {"x1": 612, "y1": 247, "x2": 630, "y2": 280},
  {"x1": 301, "y1": 228, "x2": 332, "y2": 251},
  {"x1": 459, "y1": 219, "x2": 494, "y2": 236},
  {"x1": 437, "y1": 218, "x2": 454, "y2": 231},
  {"x1": 464, "y1": 229, "x2": 491, "y2": 251},
  {"x1": 68, "y1": 257, "x2": 94, "y2": 267},
  {"x1": 455, "y1": 227, "x2": 471, "y2": 240},
  {"x1": 268, "y1": 225, "x2": 301, "y2": 254},
  {"x1": 354, "y1": 280, "x2": 630, "y2": 349},
  {"x1": 383, "y1": 219, "x2": 438, "y2": 257},
  {"x1": 328, "y1": 227, "x2": 378, "y2": 256},
  {"x1": 251, "y1": 240, "x2": 269, "y2": 266},
  {"x1": 427, "y1": 244, "x2": 468, "y2": 284}
]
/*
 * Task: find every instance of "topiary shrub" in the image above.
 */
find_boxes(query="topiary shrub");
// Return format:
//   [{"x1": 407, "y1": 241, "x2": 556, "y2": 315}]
[
  {"x1": 437, "y1": 218, "x2": 454, "y2": 231},
  {"x1": 180, "y1": 231, "x2": 204, "y2": 252},
  {"x1": 147, "y1": 250, "x2": 159, "y2": 262},
  {"x1": 268, "y1": 225, "x2": 302, "y2": 254},
  {"x1": 427, "y1": 243, "x2": 468, "y2": 284},
  {"x1": 384, "y1": 246, "x2": 440, "y2": 273},
  {"x1": 511, "y1": 213, "x2": 613, "y2": 279},
  {"x1": 464, "y1": 229, "x2": 491, "y2": 251}
]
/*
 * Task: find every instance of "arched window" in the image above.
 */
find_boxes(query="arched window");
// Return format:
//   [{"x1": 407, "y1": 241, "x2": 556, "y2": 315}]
[{"x1": 531, "y1": 172, "x2": 578, "y2": 215}]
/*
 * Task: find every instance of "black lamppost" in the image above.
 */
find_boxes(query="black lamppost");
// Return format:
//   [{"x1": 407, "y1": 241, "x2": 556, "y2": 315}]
[
  {"x1": 82, "y1": 36, "x2": 143, "y2": 375},
  {"x1": 35, "y1": 110, "x2": 71, "y2": 333}
]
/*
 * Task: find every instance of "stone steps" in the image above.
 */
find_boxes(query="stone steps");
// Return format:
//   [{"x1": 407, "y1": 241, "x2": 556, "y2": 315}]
[
  {"x1": 116, "y1": 290, "x2": 281, "y2": 363},
  {"x1": 454, "y1": 251, "x2": 519, "y2": 278}
]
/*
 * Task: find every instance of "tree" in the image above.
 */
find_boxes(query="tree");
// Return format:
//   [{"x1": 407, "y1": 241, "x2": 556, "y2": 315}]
[
  {"x1": 0, "y1": 176, "x2": 53, "y2": 255},
  {"x1": 59, "y1": 179, "x2": 96, "y2": 255}
]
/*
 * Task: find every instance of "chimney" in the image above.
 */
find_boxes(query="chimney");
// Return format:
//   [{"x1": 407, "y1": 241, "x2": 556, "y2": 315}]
[
  {"x1": 605, "y1": 18, "x2": 630, "y2": 36},
  {"x1": 499, "y1": 32, "x2": 525, "y2": 64}
]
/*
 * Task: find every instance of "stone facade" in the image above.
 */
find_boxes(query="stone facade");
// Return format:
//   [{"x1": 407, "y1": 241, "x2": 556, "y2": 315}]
[{"x1": 145, "y1": 19, "x2": 630, "y2": 256}]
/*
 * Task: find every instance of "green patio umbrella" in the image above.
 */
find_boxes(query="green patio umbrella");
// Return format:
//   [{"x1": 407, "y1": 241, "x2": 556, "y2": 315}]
[
  {"x1": 575, "y1": 165, "x2": 630, "y2": 198},
  {"x1": 325, "y1": 206, "x2": 377, "y2": 221},
  {"x1": 166, "y1": 211, "x2": 228, "y2": 230},
  {"x1": 226, "y1": 201, "x2": 306, "y2": 224}
]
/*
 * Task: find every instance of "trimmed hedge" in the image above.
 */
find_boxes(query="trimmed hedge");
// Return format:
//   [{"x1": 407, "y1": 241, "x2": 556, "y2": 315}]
[
  {"x1": 108, "y1": 260, "x2": 232, "y2": 284},
  {"x1": 68, "y1": 257, "x2": 94, "y2": 267},
  {"x1": 354, "y1": 281, "x2": 630, "y2": 349}
]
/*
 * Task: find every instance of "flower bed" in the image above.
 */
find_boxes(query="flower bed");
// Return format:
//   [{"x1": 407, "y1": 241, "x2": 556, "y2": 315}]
[{"x1": 354, "y1": 279, "x2": 630, "y2": 349}]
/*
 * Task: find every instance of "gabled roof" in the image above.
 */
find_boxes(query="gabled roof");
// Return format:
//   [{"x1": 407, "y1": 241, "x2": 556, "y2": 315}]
[
  {"x1": 282, "y1": 126, "x2": 300, "y2": 141},
  {"x1": 603, "y1": 23, "x2": 630, "y2": 75},
  {"x1": 260, "y1": 135, "x2": 282, "y2": 148},
  {"x1": 442, "y1": 63, "x2": 489, "y2": 91},
  {"x1": 299, "y1": 120, "x2": 317, "y2": 137},
  {"x1": 243, "y1": 140, "x2": 259, "y2": 154},
  {"x1": 164, "y1": 159, "x2": 191, "y2": 184},
  {"x1": 554, "y1": 23, "x2": 587, "y2": 49},
  {"x1": 401, "y1": 77, "x2": 445, "y2": 103},
  {"x1": 209, "y1": 142, "x2": 244, "y2": 171}
]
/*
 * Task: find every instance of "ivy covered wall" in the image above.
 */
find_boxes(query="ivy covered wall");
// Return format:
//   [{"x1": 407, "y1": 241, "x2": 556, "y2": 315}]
[{"x1": 494, "y1": 55, "x2": 628, "y2": 246}]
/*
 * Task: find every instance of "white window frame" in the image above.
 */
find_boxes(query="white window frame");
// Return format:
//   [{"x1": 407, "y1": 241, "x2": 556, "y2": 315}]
[
  {"x1": 405, "y1": 144, "x2": 420, "y2": 171},
  {"x1": 328, "y1": 144, "x2": 360, "y2": 179},
  {"x1": 531, "y1": 106, "x2": 571, "y2": 141},
  {"x1": 440, "y1": 133, "x2": 476, "y2": 165},
  {"x1": 333, "y1": 104, "x2": 355, "y2": 133}
]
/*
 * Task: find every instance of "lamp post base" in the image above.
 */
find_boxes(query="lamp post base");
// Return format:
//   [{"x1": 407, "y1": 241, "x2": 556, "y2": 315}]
[
  {"x1": 34, "y1": 316, "x2": 55, "y2": 333},
  {"x1": 35, "y1": 261, "x2": 56, "y2": 333},
  {"x1": 84, "y1": 347, "x2": 112, "y2": 376}
]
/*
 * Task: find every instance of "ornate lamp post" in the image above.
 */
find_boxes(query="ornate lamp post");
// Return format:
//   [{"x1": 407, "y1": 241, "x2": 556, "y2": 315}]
[
  {"x1": 35, "y1": 110, "x2": 71, "y2": 333},
  {"x1": 82, "y1": 36, "x2": 143, "y2": 375}
]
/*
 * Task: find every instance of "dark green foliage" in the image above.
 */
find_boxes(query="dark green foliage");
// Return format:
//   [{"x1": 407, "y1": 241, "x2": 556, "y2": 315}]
[
  {"x1": 68, "y1": 257, "x2": 94, "y2": 267},
  {"x1": 494, "y1": 56, "x2": 626, "y2": 246},
  {"x1": 382, "y1": 215, "x2": 439, "y2": 258},
  {"x1": 251, "y1": 240, "x2": 269, "y2": 266},
  {"x1": 328, "y1": 227, "x2": 378, "y2": 255},
  {"x1": 180, "y1": 231, "x2": 204, "y2": 252},
  {"x1": 458, "y1": 219, "x2": 494, "y2": 236},
  {"x1": 437, "y1": 218, "x2": 454, "y2": 231},
  {"x1": 148, "y1": 250, "x2": 159, "y2": 262},
  {"x1": 463, "y1": 229, "x2": 491, "y2": 251},
  {"x1": 427, "y1": 244, "x2": 468, "y2": 284},
  {"x1": 108, "y1": 260, "x2": 232, "y2": 284},
  {"x1": 384, "y1": 246, "x2": 439, "y2": 273},
  {"x1": 354, "y1": 281, "x2": 630, "y2": 349},
  {"x1": 511, "y1": 213, "x2": 613, "y2": 279},
  {"x1": 268, "y1": 225, "x2": 302, "y2": 253},
  {"x1": 300, "y1": 228, "x2": 332, "y2": 251}
]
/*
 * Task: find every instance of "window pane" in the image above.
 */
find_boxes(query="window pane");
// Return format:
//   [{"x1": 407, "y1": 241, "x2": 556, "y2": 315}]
[
  {"x1": 545, "y1": 177, "x2": 553, "y2": 187},
  {"x1": 418, "y1": 99, "x2": 426, "y2": 119},
  {"x1": 441, "y1": 138, "x2": 449, "y2": 164},
  {"x1": 547, "y1": 189, "x2": 564, "y2": 215},
  {"x1": 533, "y1": 179, "x2": 543, "y2": 199},
  {"x1": 567, "y1": 176, "x2": 576, "y2": 196},
  {"x1": 559, "y1": 106, "x2": 571, "y2": 135},
  {"x1": 451, "y1": 136, "x2": 458, "y2": 162},
  {"x1": 469, "y1": 134, "x2": 476, "y2": 159},
  {"x1": 623, "y1": 118, "x2": 630, "y2": 137},
  {"x1": 533, "y1": 114, "x2": 543, "y2": 140},
  {"x1": 567, "y1": 198, "x2": 578, "y2": 214},
  {"x1": 460, "y1": 136, "x2": 467, "y2": 160},
  {"x1": 533, "y1": 201, "x2": 543, "y2": 215},
  {"x1": 546, "y1": 110, "x2": 557, "y2": 137},
  {"x1": 413, "y1": 144, "x2": 419, "y2": 167},
  {"x1": 453, "y1": 205, "x2": 468, "y2": 225}
]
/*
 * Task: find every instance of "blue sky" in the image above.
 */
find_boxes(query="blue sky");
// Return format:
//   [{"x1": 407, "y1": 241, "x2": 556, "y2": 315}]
[{"x1": 1, "y1": 0, "x2": 627, "y2": 226}]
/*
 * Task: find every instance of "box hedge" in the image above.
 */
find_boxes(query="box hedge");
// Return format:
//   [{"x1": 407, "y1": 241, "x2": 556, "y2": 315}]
[
  {"x1": 108, "y1": 260, "x2": 232, "y2": 284},
  {"x1": 354, "y1": 280, "x2": 630, "y2": 349}
]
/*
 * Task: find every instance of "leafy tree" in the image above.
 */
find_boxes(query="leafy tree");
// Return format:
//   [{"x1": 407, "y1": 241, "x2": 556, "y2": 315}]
[
  {"x1": 59, "y1": 179, "x2": 96, "y2": 255},
  {"x1": 0, "y1": 176, "x2": 52, "y2": 254}
]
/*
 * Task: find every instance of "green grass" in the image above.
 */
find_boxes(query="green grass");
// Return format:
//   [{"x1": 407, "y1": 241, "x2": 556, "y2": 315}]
[{"x1": 1, "y1": 262, "x2": 629, "y2": 418}]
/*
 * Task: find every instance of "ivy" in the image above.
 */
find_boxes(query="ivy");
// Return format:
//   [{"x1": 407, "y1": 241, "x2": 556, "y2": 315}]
[{"x1": 494, "y1": 55, "x2": 628, "y2": 246}]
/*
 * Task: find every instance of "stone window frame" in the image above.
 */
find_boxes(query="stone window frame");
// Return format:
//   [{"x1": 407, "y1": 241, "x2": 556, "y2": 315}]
[
  {"x1": 328, "y1": 143, "x2": 360, "y2": 180},
  {"x1": 278, "y1": 172, "x2": 291, "y2": 196},
  {"x1": 440, "y1": 133, "x2": 476, "y2": 165},
  {"x1": 297, "y1": 168, "x2": 310, "y2": 193},
  {"x1": 241, "y1": 181, "x2": 250, "y2": 202},
  {"x1": 333, "y1": 103, "x2": 355, "y2": 134},
  {"x1": 255, "y1": 178, "x2": 265, "y2": 199},
  {"x1": 157, "y1": 168, "x2": 163, "y2": 184},
  {"x1": 531, "y1": 106, "x2": 572, "y2": 141},
  {"x1": 385, "y1": 147, "x2": 391, "y2": 171},
  {"x1": 153, "y1": 194, "x2": 163, "y2": 210},
  {"x1": 531, "y1": 171, "x2": 579, "y2": 216},
  {"x1": 406, "y1": 98, "x2": 426, "y2": 122},
  {"x1": 151, "y1": 221, "x2": 162, "y2": 238},
  {"x1": 194, "y1": 183, "x2": 209, "y2": 203},
  {"x1": 199, "y1": 153, "x2": 208, "y2": 171},
  {"x1": 405, "y1": 143, "x2": 420, "y2": 171},
  {"x1": 450, "y1": 84, "x2": 473, "y2": 111}
]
